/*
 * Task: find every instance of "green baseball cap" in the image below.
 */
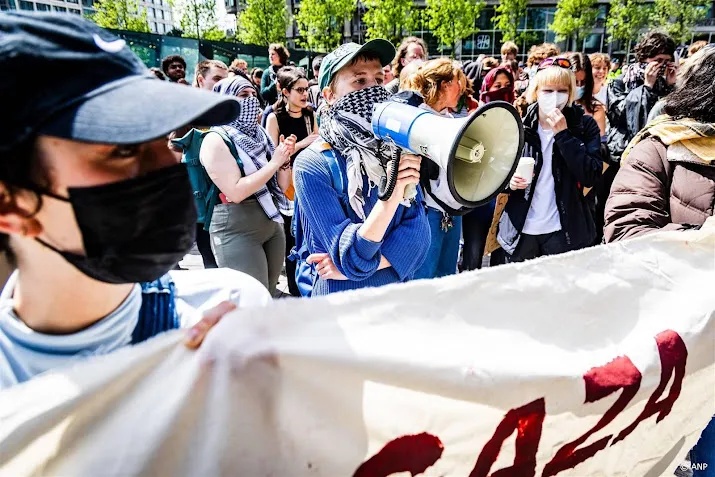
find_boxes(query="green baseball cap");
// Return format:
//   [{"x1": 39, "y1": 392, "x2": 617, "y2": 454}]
[{"x1": 318, "y1": 39, "x2": 396, "y2": 91}]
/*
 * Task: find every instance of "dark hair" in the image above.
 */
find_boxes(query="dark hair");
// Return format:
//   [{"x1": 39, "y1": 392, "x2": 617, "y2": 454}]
[
  {"x1": 161, "y1": 55, "x2": 186, "y2": 75},
  {"x1": 148, "y1": 67, "x2": 166, "y2": 80},
  {"x1": 272, "y1": 67, "x2": 311, "y2": 117},
  {"x1": 634, "y1": 31, "x2": 676, "y2": 63},
  {"x1": 392, "y1": 37, "x2": 428, "y2": 78},
  {"x1": 567, "y1": 52, "x2": 597, "y2": 114},
  {"x1": 0, "y1": 139, "x2": 47, "y2": 265},
  {"x1": 269, "y1": 43, "x2": 290, "y2": 66},
  {"x1": 312, "y1": 55, "x2": 325, "y2": 73},
  {"x1": 664, "y1": 46, "x2": 715, "y2": 122},
  {"x1": 250, "y1": 67, "x2": 264, "y2": 80}
]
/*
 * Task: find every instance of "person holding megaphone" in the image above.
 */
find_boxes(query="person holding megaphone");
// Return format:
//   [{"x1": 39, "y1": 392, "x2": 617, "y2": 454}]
[
  {"x1": 292, "y1": 40, "x2": 430, "y2": 296},
  {"x1": 497, "y1": 57, "x2": 603, "y2": 262}
]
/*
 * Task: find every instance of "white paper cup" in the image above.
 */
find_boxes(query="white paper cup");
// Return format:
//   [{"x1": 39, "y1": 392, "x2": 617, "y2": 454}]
[{"x1": 515, "y1": 157, "x2": 536, "y2": 184}]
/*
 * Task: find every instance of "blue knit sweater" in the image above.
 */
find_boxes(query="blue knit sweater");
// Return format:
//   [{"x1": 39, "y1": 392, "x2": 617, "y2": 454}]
[{"x1": 293, "y1": 145, "x2": 430, "y2": 295}]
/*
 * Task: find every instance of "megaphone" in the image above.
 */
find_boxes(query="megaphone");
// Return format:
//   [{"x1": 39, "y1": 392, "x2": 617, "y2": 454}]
[{"x1": 372, "y1": 101, "x2": 524, "y2": 208}]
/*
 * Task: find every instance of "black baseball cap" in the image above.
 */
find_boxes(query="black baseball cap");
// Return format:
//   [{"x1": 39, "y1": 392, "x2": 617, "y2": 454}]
[{"x1": 0, "y1": 13, "x2": 240, "y2": 152}]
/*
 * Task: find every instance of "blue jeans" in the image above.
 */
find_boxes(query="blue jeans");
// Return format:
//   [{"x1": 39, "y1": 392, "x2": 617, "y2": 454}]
[
  {"x1": 692, "y1": 416, "x2": 715, "y2": 476},
  {"x1": 414, "y1": 208, "x2": 462, "y2": 280}
]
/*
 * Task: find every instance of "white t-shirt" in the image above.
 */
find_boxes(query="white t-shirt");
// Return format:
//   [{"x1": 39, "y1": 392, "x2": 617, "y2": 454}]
[
  {"x1": 523, "y1": 124, "x2": 562, "y2": 235},
  {"x1": 0, "y1": 269, "x2": 271, "y2": 389}
]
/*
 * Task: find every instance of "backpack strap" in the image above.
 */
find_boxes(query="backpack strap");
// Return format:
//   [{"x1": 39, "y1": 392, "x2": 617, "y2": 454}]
[
  {"x1": 132, "y1": 274, "x2": 180, "y2": 344},
  {"x1": 209, "y1": 128, "x2": 246, "y2": 176}
]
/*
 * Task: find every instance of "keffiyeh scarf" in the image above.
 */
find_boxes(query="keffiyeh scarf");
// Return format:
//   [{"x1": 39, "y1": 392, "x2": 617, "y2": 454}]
[
  {"x1": 320, "y1": 86, "x2": 395, "y2": 220},
  {"x1": 212, "y1": 76, "x2": 287, "y2": 222}
]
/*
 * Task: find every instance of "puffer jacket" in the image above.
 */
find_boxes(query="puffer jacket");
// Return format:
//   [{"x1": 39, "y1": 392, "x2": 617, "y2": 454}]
[
  {"x1": 604, "y1": 137, "x2": 715, "y2": 242},
  {"x1": 497, "y1": 103, "x2": 603, "y2": 255}
]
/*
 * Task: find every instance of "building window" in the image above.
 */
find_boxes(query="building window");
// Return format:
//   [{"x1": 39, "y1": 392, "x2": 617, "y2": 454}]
[
  {"x1": 159, "y1": 9, "x2": 164, "y2": 19},
  {"x1": 151, "y1": 21, "x2": 157, "y2": 32},
  {"x1": 36, "y1": 2, "x2": 50, "y2": 10},
  {"x1": 53, "y1": 5, "x2": 65, "y2": 11},
  {"x1": 66, "y1": 0, "x2": 78, "y2": 4},
  {"x1": 149, "y1": 6, "x2": 154, "y2": 16},
  {"x1": 18, "y1": 0, "x2": 33, "y2": 9}
]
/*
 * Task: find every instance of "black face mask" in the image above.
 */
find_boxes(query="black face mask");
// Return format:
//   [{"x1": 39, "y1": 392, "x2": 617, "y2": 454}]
[{"x1": 36, "y1": 164, "x2": 197, "y2": 284}]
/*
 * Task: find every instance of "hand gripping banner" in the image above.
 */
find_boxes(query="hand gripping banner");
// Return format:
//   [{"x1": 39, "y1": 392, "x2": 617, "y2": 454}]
[{"x1": 1, "y1": 224, "x2": 714, "y2": 477}]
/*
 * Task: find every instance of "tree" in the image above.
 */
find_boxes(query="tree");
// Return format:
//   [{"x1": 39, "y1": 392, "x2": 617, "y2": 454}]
[
  {"x1": 295, "y1": 0, "x2": 356, "y2": 52},
  {"x1": 424, "y1": 0, "x2": 484, "y2": 56},
  {"x1": 90, "y1": 0, "x2": 151, "y2": 32},
  {"x1": 179, "y1": 0, "x2": 225, "y2": 40},
  {"x1": 651, "y1": 0, "x2": 709, "y2": 44},
  {"x1": 606, "y1": 0, "x2": 650, "y2": 61},
  {"x1": 237, "y1": 0, "x2": 288, "y2": 46},
  {"x1": 551, "y1": 0, "x2": 599, "y2": 51},
  {"x1": 362, "y1": 0, "x2": 417, "y2": 45},
  {"x1": 492, "y1": 0, "x2": 531, "y2": 45}
]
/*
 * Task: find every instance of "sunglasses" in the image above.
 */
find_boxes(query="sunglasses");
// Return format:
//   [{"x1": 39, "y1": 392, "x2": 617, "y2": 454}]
[
  {"x1": 291, "y1": 87, "x2": 309, "y2": 94},
  {"x1": 537, "y1": 57, "x2": 572, "y2": 71}
]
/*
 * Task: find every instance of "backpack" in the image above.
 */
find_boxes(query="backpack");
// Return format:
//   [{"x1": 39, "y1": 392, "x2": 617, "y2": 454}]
[
  {"x1": 171, "y1": 128, "x2": 245, "y2": 231},
  {"x1": 289, "y1": 143, "x2": 345, "y2": 297}
]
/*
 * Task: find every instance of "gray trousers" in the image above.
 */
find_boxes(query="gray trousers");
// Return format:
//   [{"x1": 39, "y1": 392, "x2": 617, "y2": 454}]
[{"x1": 209, "y1": 200, "x2": 286, "y2": 295}]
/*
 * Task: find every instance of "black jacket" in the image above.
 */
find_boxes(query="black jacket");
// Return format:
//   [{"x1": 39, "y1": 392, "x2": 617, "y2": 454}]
[
  {"x1": 497, "y1": 103, "x2": 602, "y2": 255},
  {"x1": 606, "y1": 75, "x2": 672, "y2": 161}
]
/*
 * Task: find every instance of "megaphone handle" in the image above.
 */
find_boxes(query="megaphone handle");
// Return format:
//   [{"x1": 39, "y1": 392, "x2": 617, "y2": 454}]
[
  {"x1": 378, "y1": 147, "x2": 400, "y2": 201},
  {"x1": 403, "y1": 183, "x2": 418, "y2": 201}
]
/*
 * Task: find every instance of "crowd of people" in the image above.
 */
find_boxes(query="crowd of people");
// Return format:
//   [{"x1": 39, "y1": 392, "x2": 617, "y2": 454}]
[{"x1": 0, "y1": 11, "x2": 713, "y2": 475}]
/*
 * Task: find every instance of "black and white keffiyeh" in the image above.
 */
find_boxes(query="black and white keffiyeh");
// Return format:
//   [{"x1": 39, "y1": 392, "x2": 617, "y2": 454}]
[
  {"x1": 212, "y1": 76, "x2": 287, "y2": 222},
  {"x1": 320, "y1": 85, "x2": 395, "y2": 220}
]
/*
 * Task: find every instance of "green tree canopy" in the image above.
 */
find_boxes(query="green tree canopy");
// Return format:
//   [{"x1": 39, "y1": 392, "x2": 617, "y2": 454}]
[
  {"x1": 237, "y1": 0, "x2": 288, "y2": 46},
  {"x1": 424, "y1": 0, "x2": 484, "y2": 56},
  {"x1": 295, "y1": 0, "x2": 355, "y2": 51},
  {"x1": 651, "y1": 0, "x2": 709, "y2": 44},
  {"x1": 606, "y1": 0, "x2": 650, "y2": 60},
  {"x1": 179, "y1": 0, "x2": 225, "y2": 40},
  {"x1": 551, "y1": 0, "x2": 599, "y2": 51},
  {"x1": 492, "y1": 0, "x2": 530, "y2": 45},
  {"x1": 362, "y1": 0, "x2": 417, "y2": 45},
  {"x1": 90, "y1": 0, "x2": 150, "y2": 32}
]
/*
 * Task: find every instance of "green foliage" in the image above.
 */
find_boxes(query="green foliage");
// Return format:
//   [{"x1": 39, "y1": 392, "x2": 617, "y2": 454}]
[
  {"x1": 651, "y1": 0, "x2": 709, "y2": 44},
  {"x1": 492, "y1": 0, "x2": 530, "y2": 44},
  {"x1": 237, "y1": 0, "x2": 288, "y2": 46},
  {"x1": 606, "y1": 0, "x2": 650, "y2": 45},
  {"x1": 424, "y1": 0, "x2": 484, "y2": 56},
  {"x1": 551, "y1": 0, "x2": 599, "y2": 49},
  {"x1": 362, "y1": 0, "x2": 417, "y2": 45},
  {"x1": 90, "y1": 0, "x2": 151, "y2": 32},
  {"x1": 179, "y1": 0, "x2": 225, "y2": 40},
  {"x1": 295, "y1": 0, "x2": 355, "y2": 51}
]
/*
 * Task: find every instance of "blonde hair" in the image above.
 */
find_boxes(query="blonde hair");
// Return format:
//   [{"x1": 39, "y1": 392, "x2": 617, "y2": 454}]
[
  {"x1": 404, "y1": 58, "x2": 471, "y2": 108},
  {"x1": 399, "y1": 59, "x2": 424, "y2": 90},
  {"x1": 501, "y1": 41, "x2": 519, "y2": 56},
  {"x1": 589, "y1": 53, "x2": 610, "y2": 70},
  {"x1": 526, "y1": 64, "x2": 576, "y2": 106}
]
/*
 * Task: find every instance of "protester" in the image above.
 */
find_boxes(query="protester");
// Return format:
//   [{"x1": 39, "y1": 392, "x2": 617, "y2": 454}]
[
  {"x1": 161, "y1": 54, "x2": 186, "y2": 83},
  {"x1": 608, "y1": 31, "x2": 678, "y2": 162},
  {"x1": 200, "y1": 76, "x2": 296, "y2": 295},
  {"x1": 501, "y1": 41, "x2": 519, "y2": 64},
  {"x1": 401, "y1": 59, "x2": 469, "y2": 279},
  {"x1": 308, "y1": 55, "x2": 324, "y2": 107},
  {"x1": 398, "y1": 59, "x2": 424, "y2": 91},
  {"x1": 608, "y1": 57, "x2": 622, "y2": 80},
  {"x1": 250, "y1": 67, "x2": 264, "y2": 89},
  {"x1": 383, "y1": 63, "x2": 395, "y2": 84},
  {"x1": 589, "y1": 52, "x2": 610, "y2": 106},
  {"x1": 230, "y1": 58, "x2": 248, "y2": 75},
  {"x1": 193, "y1": 59, "x2": 228, "y2": 90},
  {"x1": 465, "y1": 56, "x2": 500, "y2": 92},
  {"x1": 567, "y1": 52, "x2": 606, "y2": 136},
  {"x1": 261, "y1": 43, "x2": 290, "y2": 105},
  {"x1": 525, "y1": 43, "x2": 561, "y2": 80},
  {"x1": 498, "y1": 57, "x2": 602, "y2": 261},
  {"x1": 461, "y1": 65, "x2": 516, "y2": 271},
  {"x1": 688, "y1": 40, "x2": 708, "y2": 58},
  {"x1": 265, "y1": 67, "x2": 319, "y2": 296},
  {"x1": 292, "y1": 40, "x2": 429, "y2": 295},
  {"x1": 149, "y1": 67, "x2": 166, "y2": 80},
  {"x1": 603, "y1": 45, "x2": 715, "y2": 477},
  {"x1": 386, "y1": 36, "x2": 428, "y2": 94},
  {"x1": 0, "y1": 13, "x2": 272, "y2": 389}
]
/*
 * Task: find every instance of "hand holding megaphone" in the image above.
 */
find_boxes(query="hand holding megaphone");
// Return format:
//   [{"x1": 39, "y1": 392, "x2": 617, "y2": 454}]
[{"x1": 388, "y1": 154, "x2": 421, "y2": 201}]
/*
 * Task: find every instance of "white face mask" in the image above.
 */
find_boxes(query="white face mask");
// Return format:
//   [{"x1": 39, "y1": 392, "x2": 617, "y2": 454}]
[
  {"x1": 537, "y1": 91, "x2": 569, "y2": 115},
  {"x1": 575, "y1": 86, "x2": 585, "y2": 100}
]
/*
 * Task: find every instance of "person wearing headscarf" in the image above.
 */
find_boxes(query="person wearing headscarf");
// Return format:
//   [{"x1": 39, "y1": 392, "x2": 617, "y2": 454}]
[
  {"x1": 478, "y1": 65, "x2": 515, "y2": 106},
  {"x1": 292, "y1": 40, "x2": 429, "y2": 296},
  {"x1": 200, "y1": 75, "x2": 297, "y2": 295}
]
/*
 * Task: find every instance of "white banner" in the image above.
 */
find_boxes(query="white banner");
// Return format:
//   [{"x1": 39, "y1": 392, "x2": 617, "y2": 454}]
[{"x1": 1, "y1": 225, "x2": 714, "y2": 477}]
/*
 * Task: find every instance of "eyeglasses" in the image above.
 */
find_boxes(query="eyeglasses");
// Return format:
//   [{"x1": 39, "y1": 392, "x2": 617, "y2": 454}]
[
  {"x1": 291, "y1": 87, "x2": 309, "y2": 94},
  {"x1": 537, "y1": 57, "x2": 572, "y2": 71}
]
